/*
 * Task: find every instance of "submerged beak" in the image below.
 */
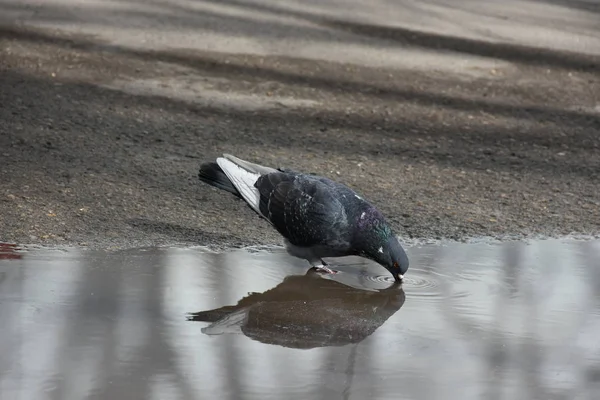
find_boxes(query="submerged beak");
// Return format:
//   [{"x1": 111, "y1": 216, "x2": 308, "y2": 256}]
[{"x1": 394, "y1": 273, "x2": 404, "y2": 282}]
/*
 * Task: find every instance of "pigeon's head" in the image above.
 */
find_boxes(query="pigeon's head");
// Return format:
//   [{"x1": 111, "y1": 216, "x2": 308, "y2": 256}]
[
  {"x1": 373, "y1": 234, "x2": 410, "y2": 282},
  {"x1": 356, "y1": 210, "x2": 410, "y2": 282}
]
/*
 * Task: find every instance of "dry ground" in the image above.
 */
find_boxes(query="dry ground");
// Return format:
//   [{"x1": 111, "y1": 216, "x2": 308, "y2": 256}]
[{"x1": 0, "y1": 1, "x2": 599, "y2": 248}]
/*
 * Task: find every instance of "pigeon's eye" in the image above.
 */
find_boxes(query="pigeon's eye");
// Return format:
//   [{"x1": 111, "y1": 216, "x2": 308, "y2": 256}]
[{"x1": 393, "y1": 262, "x2": 399, "y2": 269}]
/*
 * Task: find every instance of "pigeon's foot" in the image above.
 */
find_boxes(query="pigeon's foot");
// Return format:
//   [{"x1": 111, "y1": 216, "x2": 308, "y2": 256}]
[
  {"x1": 314, "y1": 265, "x2": 338, "y2": 274},
  {"x1": 309, "y1": 260, "x2": 338, "y2": 275}
]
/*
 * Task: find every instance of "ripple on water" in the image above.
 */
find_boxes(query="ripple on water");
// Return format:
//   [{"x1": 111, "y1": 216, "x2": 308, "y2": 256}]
[
  {"x1": 324, "y1": 261, "x2": 496, "y2": 306},
  {"x1": 328, "y1": 264, "x2": 453, "y2": 301},
  {"x1": 363, "y1": 274, "x2": 396, "y2": 284},
  {"x1": 400, "y1": 265, "x2": 520, "y2": 335},
  {"x1": 400, "y1": 268, "x2": 449, "y2": 303}
]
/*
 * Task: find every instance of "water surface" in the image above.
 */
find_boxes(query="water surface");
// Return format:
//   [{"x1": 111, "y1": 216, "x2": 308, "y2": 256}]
[{"x1": 1, "y1": 238, "x2": 599, "y2": 400}]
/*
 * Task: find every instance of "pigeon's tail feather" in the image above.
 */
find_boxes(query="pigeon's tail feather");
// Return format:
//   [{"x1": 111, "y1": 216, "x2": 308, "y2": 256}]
[
  {"x1": 187, "y1": 306, "x2": 239, "y2": 322},
  {"x1": 216, "y1": 156, "x2": 265, "y2": 215},
  {"x1": 223, "y1": 153, "x2": 278, "y2": 175},
  {"x1": 198, "y1": 162, "x2": 241, "y2": 198}
]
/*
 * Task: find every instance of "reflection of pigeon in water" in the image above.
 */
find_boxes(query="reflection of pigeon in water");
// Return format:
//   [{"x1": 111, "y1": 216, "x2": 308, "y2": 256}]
[
  {"x1": 198, "y1": 154, "x2": 410, "y2": 281},
  {"x1": 188, "y1": 269, "x2": 405, "y2": 349}
]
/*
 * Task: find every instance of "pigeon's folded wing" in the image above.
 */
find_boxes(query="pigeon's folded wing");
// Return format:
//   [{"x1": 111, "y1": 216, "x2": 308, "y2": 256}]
[{"x1": 255, "y1": 173, "x2": 350, "y2": 247}]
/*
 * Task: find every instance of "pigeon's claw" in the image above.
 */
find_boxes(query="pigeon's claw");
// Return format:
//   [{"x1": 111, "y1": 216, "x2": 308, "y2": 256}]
[
  {"x1": 310, "y1": 259, "x2": 338, "y2": 275},
  {"x1": 314, "y1": 265, "x2": 338, "y2": 274}
]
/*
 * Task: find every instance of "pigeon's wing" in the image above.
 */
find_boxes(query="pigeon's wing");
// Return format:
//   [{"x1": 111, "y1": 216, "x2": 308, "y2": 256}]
[
  {"x1": 255, "y1": 173, "x2": 350, "y2": 247},
  {"x1": 201, "y1": 309, "x2": 249, "y2": 335}
]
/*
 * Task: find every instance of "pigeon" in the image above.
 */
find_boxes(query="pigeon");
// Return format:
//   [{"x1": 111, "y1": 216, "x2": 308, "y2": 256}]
[
  {"x1": 188, "y1": 269, "x2": 405, "y2": 349},
  {"x1": 198, "y1": 154, "x2": 409, "y2": 281}
]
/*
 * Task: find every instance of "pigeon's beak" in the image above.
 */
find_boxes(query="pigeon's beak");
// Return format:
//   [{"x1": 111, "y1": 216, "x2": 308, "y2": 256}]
[{"x1": 395, "y1": 274, "x2": 404, "y2": 282}]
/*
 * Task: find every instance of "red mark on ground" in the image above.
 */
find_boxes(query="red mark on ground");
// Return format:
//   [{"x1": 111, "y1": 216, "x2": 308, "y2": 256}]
[{"x1": 0, "y1": 243, "x2": 23, "y2": 260}]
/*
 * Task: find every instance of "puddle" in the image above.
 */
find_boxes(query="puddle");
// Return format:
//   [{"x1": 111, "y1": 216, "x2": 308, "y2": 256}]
[{"x1": 1, "y1": 238, "x2": 600, "y2": 399}]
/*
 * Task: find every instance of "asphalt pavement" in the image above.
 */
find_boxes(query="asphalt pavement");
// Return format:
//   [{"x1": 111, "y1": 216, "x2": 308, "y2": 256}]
[{"x1": 0, "y1": 0, "x2": 599, "y2": 248}]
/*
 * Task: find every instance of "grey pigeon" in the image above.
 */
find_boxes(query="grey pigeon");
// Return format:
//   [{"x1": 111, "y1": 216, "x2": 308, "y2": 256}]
[
  {"x1": 188, "y1": 269, "x2": 405, "y2": 349},
  {"x1": 198, "y1": 154, "x2": 409, "y2": 281}
]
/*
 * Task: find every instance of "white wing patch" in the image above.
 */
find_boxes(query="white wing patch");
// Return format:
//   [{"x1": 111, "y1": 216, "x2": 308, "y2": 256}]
[
  {"x1": 360, "y1": 212, "x2": 366, "y2": 219},
  {"x1": 216, "y1": 157, "x2": 262, "y2": 216},
  {"x1": 378, "y1": 247, "x2": 384, "y2": 254},
  {"x1": 201, "y1": 309, "x2": 249, "y2": 335},
  {"x1": 355, "y1": 194, "x2": 362, "y2": 200}
]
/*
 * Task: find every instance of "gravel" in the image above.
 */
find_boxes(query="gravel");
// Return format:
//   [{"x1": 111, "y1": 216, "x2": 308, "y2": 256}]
[{"x1": 1, "y1": 26, "x2": 599, "y2": 249}]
